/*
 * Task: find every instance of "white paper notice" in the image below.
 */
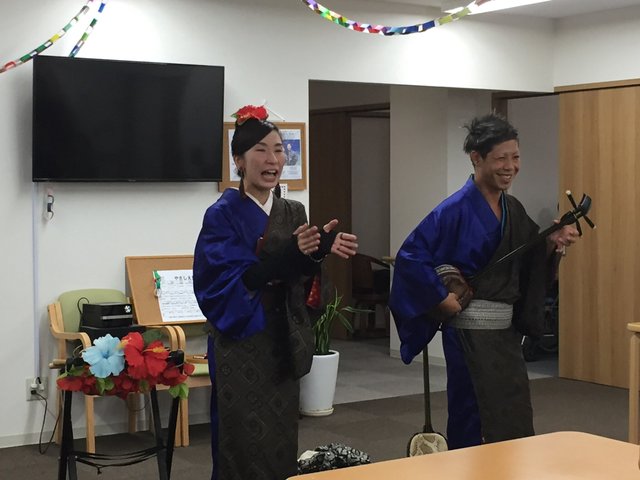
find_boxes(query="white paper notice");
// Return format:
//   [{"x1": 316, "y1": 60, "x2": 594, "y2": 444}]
[{"x1": 155, "y1": 269, "x2": 206, "y2": 322}]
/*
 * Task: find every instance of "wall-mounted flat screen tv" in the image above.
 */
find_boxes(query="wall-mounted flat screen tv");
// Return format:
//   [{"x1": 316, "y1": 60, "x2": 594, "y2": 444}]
[{"x1": 32, "y1": 56, "x2": 224, "y2": 182}]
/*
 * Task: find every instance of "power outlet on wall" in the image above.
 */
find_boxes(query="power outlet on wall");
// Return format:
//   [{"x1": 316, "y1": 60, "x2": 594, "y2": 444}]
[{"x1": 26, "y1": 377, "x2": 47, "y2": 401}]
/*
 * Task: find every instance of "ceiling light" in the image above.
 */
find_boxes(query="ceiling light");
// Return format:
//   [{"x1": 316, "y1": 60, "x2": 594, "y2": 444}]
[{"x1": 443, "y1": 0, "x2": 552, "y2": 15}]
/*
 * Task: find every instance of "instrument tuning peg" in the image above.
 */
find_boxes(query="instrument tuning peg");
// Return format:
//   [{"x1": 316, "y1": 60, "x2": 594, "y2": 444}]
[
  {"x1": 583, "y1": 214, "x2": 596, "y2": 230},
  {"x1": 565, "y1": 190, "x2": 578, "y2": 210}
]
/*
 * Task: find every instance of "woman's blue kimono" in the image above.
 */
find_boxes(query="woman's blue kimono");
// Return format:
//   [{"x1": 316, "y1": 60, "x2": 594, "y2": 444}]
[{"x1": 193, "y1": 188, "x2": 315, "y2": 480}]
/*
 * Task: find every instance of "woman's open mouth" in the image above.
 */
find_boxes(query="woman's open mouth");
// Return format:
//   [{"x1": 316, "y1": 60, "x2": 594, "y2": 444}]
[{"x1": 262, "y1": 169, "x2": 279, "y2": 180}]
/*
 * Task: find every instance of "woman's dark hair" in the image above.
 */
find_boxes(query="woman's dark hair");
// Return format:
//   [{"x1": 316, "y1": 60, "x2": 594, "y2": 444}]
[
  {"x1": 463, "y1": 113, "x2": 518, "y2": 158},
  {"x1": 231, "y1": 117, "x2": 283, "y2": 198},
  {"x1": 231, "y1": 118, "x2": 281, "y2": 157}
]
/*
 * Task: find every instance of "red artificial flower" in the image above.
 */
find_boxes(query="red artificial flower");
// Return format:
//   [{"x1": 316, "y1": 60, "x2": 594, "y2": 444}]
[
  {"x1": 159, "y1": 365, "x2": 185, "y2": 387},
  {"x1": 57, "y1": 375, "x2": 85, "y2": 392},
  {"x1": 122, "y1": 331, "x2": 145, "y2": 353},
  {"x1": 81, "y1": 374, "x2": 98, "y2": 395},
  {"x1": 122, "y1": 332, "x2": 169, "y2": 380},
  {"x1": 110, "y1": 373, "x2": 140, "y2": 399},
  {"x1": 159, "y1": 362, "x2": 195, "y2": 387},
  {"x1": 183, "y1": 362, "x2": 195, "y2": 376},
  {"x1": 57, "y1": 364, "x2": 99, "y2": 395},
  {"x1": 232, "y1": 105, "x2": 268, "y2": 125},
  {"x1": 57, "y1": 333, "x2": 192, "y2": 400}
]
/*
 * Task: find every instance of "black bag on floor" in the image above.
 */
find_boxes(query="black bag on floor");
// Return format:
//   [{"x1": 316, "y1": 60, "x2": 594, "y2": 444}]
[{"x1": 298, "y1": 443, "x2": 370, "y2": 473}]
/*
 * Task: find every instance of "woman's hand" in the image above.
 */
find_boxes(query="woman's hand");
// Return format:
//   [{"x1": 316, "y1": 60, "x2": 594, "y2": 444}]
[
  {"x1": 294, "y1": 224, "x2": 320, "y2": 255},
  {"x1": 547, "y1": 222, "x2": 580, "y2": 255},
  {"x1": 323, "y1": 219, "x2": 358, "y2": 259}
]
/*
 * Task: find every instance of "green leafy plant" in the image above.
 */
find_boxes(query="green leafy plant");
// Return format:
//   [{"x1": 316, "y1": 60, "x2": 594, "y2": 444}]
[{"x1": 313, "y1": 290, "x2": 371, "y2": 356}]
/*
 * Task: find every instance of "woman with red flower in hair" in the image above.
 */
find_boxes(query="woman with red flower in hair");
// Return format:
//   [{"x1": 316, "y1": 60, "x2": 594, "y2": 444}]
[{"x1": 193, "y1": 105, "x2": 358, "y2": 480}]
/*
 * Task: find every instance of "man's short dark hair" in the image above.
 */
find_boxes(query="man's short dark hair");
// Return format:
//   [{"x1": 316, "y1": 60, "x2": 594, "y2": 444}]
[{"x1": 463, "y1": 113, "x2": 519, "y2": 158}]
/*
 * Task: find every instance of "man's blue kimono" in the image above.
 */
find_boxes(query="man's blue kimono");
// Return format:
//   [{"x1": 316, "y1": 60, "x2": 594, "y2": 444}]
[{"x1": 390, "y1": 177, "x2": 547, "y2": 449}]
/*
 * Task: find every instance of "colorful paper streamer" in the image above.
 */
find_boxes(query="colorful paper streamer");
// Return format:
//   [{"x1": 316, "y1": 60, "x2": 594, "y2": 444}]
[
  {"x1": 0, "y1": 0, "x2": 106, "y2": 74},
  {"x1": 69, "y1": 1, "x2": 108, "y2": 58},
  {"x1": 300, "y1": 0, "x2": 491, "y2": 35}
]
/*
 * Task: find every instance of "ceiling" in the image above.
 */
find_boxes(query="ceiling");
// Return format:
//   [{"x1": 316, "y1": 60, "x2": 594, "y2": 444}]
[{"x1": 377, "y1": 0, "x2": 640, "y2": 18}]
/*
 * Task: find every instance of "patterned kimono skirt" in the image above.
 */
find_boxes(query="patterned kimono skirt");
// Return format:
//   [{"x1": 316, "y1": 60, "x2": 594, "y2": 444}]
[
  {"x1": 208, "y1": 285, "x2": 302, "y2": 480},
  {"x1": 443, "y1": 300, "x2": 534, "y2": 449}
]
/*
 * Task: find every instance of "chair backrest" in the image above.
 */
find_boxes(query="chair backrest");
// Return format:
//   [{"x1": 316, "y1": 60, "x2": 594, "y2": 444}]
[
  {"x1": 352, "y1": 254, "x2": 376, "y2": 293},
  {"x1": 58, "y1": 288, "x2": 127, "y2": 333}
]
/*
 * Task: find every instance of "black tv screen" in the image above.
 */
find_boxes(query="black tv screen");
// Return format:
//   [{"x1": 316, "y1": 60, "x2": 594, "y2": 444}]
[{"x1": 32, "y1": 56, "x2": 224, "y2": 182}]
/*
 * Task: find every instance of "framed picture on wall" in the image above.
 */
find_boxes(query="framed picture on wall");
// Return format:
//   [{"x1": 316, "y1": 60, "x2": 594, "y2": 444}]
[{"x1": 219, "y1": 122, "x2": 307, "y2": 192}]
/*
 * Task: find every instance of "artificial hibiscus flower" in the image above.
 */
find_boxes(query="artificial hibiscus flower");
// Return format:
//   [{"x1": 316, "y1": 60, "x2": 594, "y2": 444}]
[
  {"x1": 80, "y1": 374, "x2": 99, "y2": 395},
  {"x1": 122, "y1": 332, "x2": 169, "y2": 380},
  {"x1": 81, "y1": 334, "x2": 125, "y2": 378},
  {"x1": 110, "y1": 373, "x2": 140, "y2": 399},
  {"x1": 159, "y1": 362, "x2": 195, "y2": 387},
  {"x1": 56, "y1": 372, "x2": 85, "y2": 392},
  {"x1": 57, "y1": 332, "x2": 193, "y2": 400},
  {"x1": 232, "y1": 105, "x2": 268, "y2": 125}
]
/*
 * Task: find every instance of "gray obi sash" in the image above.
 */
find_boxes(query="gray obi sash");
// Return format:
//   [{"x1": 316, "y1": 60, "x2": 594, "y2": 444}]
[{"x1": 448, "y1": 299, "x2": 513, "y2": 330}]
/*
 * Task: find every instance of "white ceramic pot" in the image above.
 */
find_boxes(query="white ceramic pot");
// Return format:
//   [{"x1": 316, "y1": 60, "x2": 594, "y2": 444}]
[{"x1": 299, "y1": 350, "x2": 340, "y2": 416}]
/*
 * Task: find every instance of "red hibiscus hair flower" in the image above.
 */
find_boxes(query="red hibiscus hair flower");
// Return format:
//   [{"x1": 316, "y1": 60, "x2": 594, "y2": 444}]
[{"x1": 232, "y1": 105, "x2": 268, "y2": 125}]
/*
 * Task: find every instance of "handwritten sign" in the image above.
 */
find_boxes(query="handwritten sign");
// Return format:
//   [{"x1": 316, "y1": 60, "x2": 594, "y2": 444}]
[{"x1": 153, "y1": 269, "x2": 206, "y2": 322}]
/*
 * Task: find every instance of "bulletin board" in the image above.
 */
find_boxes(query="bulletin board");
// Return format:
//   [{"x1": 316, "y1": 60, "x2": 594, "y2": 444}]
[
  {"x1": 125, "y1": 255, "x2": 205, "y2": 326},
  {"x1": 218, "y1": 121, "x2": 307, "y2": 192}
]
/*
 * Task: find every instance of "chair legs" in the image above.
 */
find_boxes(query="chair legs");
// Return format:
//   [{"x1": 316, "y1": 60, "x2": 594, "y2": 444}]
[
  {"x1": 56, "y1": 389, "x2": 193, "y2": 449},
  {"x1": 629, "y1": 331, "x2": 640, "y2": 443},
  {"x1": 85, "y1": 395, "x2": 96, "y2": 453},
  {"x1": 148, "y1": 392, "x2": 186, "y2": 447},
  {"x1": 354, "y1": 303, "x2": 389, "y2": 338},
  {"x1": 54, "y1": 388, "x2": 96, "y2": 453},
  {"x1": 179, "y1": 397, "x2": 190, "y2": 446},
  {"x1": 56, "y1": 391, "x2": 154, "y2": 453},
  {"x1": 127, "y1": 393, "x2": 139, "y2": 433},
  {"x1": 55, "y1": 389, "x2": 63, "y2": 446}
]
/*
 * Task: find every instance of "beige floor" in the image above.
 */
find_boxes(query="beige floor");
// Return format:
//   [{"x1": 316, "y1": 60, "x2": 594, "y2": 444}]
[{"x1": 333, "y1": 337, "x2": 557, "y2": 405}]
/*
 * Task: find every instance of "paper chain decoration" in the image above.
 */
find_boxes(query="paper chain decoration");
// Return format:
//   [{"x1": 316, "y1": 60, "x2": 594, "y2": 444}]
[
  {"x1": 0, "y1": 0, "x2": 107, "y2": 74},
  {"x1": 301, "y1": 0, "x2": 491, "y2": 35},
  {"x1": 1, "y1": 0, "x2": 487, "y2": 75},
  {"x1": 70, "y1": 1, "x2": 108, "y2": 57}
]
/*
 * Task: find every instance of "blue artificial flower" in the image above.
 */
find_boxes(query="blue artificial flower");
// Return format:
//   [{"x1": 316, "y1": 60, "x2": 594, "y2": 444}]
[{"x1": 82, "y1": 334, "x2": 125, "y2": 378}]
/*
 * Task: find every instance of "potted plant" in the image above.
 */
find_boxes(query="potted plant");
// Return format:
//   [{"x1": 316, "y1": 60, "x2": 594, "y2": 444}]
[{"x1": 299, "y1": 290, "x2": 367, "y2": 416}]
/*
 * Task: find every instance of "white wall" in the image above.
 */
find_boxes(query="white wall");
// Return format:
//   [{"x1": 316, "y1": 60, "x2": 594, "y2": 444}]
[
  {"x1": 389, "y1": 86, "x2": 449, "y2": 359},
  {"x1": 509, "y1": 95, "x2": 560, "y2": 227},
  {"x1": 388, "y1": 87, "x2": 492, "y2": 362},
  {"x1": 446, "y1": 89, "x2": 494, "y2": 195},
  {"x1": 555, "y1": 5, "x2": 640, "y2": 86},
  {"x1": 1, "y1": 0, "x2": 637, "y2": 447}
]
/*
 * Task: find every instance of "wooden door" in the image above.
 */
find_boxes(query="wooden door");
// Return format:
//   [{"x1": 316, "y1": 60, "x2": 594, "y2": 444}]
[
  {"x1": 309, "y1": 111, "x2": 352, "y2": 338},
  {"x1": 559, "y1": 86, "x2": 640, "y2": 388}
]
